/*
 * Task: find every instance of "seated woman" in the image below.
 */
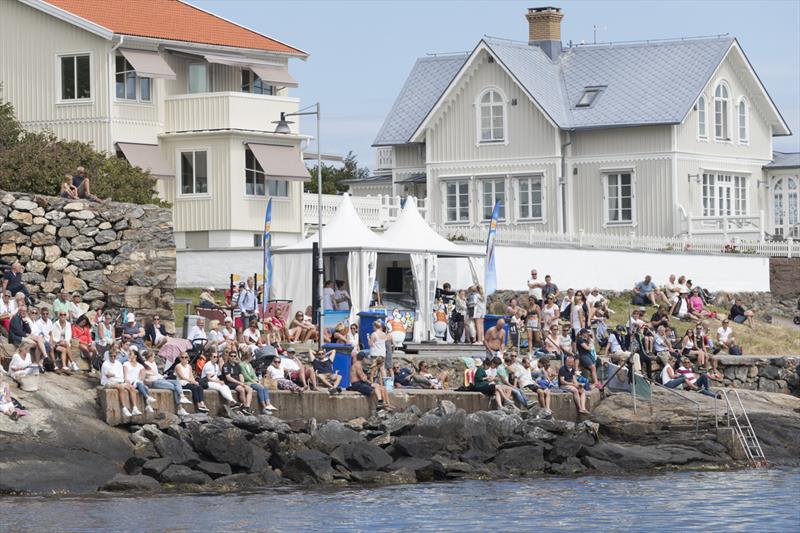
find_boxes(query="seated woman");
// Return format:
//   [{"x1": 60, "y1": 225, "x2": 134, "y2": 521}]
[
  {"x1": 280, "y1": 350, "x2": 317, "y2": 390},
  {"x1": 558, "y1": 355, "x2": 590, "y2": 414},
  {"x1": 331, "y1": 322, "x2": 349, "y2": 345},
  {"x1": 142, "y1": 350, "x2": 190, "y2": 416},
  {"x1": 238, "y1": 351, "x2": 277, "y2": 414},
  {"x1": 9, "y1": 340, "x2": 39, "y2": 383},
  {"x1": 97, "y1": 313, "x2": 116, "y2": 352},
  {"x1": 368, "y1": 356, "x2": 394, "y2": 410},
  {"x1": 144, "y1": 315, "x2": 169, "y2": 349},
  {"x1": 72, "y1": 315, "x2": 100, "y2": 369},
  {"x1": 268, "y1": 308, "x2": 294, "y2": 343},
  {"x1": 676, "y1": 359, "x2": 718, "y2": 398},
  {"x1": 101, "y1": 347, "x2": 138, "y2": 419},
  {"x1": 671, "y1": 290, "x2": 701, "y2": 323},
  {"x1": 469, "y1": 358, "x2": 511, "y2": 409},
  {"x1": 346, "y1": 323, "x2": 360, "y2": 351},
  {"x1": 221, "y1": 317, "x2": 239, "y2": 347},
  {"x1": 174, "y1": 352, "x2": 209, "y2": 413},
  {"x1": 242, "y1": 319, "x2": 264, "y2": 355},
  {"x1": 729, "y1": 299, "x2": 755, "y2": 329},
  {"x1": 289, "y1": 311, "x2": 315, "y2": 343},
  {"x1": 0, "y1": 380, "x2": 22, "y2": 420},
  {"x1": 411, "y1": 360, "x2": 450, "y2": 390},
  {"x1": 688, "y1": 288, "x2": 714, "y2": 319},
  {"x1": 659, "y1": 355, "x2": 687, "y2": 389},
  {"x1": 201, "y1": 351, "x2": 240, "y2": 408},
  {"x1": 266, "y1": 355, "x2": 303, "y2": 392},
  {"x1": 59, "y1": 174, "x2": 79, "y2": 199},
  {"x1": 311, "y1": 349, "x2": 342, "y2": 392},
  {"x1": 206, "y1": 320, "x2": 227, "y2": 353},
  {"x1": 122, "y1": 355, "x2": 156, "y2": 415}
]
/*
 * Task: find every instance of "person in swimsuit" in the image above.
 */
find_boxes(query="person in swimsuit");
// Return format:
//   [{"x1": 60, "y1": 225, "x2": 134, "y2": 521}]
[{"x1": 484, "y1": 319, "x2": 506, "y2": 358}]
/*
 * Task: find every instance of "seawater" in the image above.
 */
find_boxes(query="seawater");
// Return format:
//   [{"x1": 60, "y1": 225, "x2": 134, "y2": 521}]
[{"x1": 1, "y1": 467, "x2": 798, "y2": 532}]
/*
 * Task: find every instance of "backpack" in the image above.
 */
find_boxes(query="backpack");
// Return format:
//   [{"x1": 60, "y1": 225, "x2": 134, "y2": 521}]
[
  {"x1": 194, "y1": 354, "x2": 207, "y2": 375},
  {"x1": 729, "y1": 345, "x2": 743, "y2": 356}
]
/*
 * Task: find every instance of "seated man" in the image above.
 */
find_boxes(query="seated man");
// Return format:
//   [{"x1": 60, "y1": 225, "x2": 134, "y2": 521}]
[
  {"x1": 71, "y1": 166, "x2": 102, "y2": 202},
  {"x1": 280, "y1": 349, "x2": 317, "y2": 390},
  {"x1": 715, "y1": 319, "x2": 738, "y2": 354},
  {"x1": 632, "y1": 275, "x2": 667, "y2": 307},
  {"x1": 311, "y1": 349, "x2": 342, "y2": 393},
  {"x1": 391, "y1": 361, "x2": 414, "y2": 387},
  {"x1": 101, "y1": 348, "x2": 138, "y2": 419},
  {"x1": 729, "y1": 299, "x2": 755, "y2": 329},
  {"x1": 187, "y1": 317, "x2": 207, "y2": 343},
  {"x1": 68, "y1": 293, "x2": 87, "y2": 322},
  {"x1": 559, "y1": 355, "x2": 590, "y2": 415},
  {"x1": 8, "y1": 305, "x2": 32, "y2": 346},
  {"x1": 510, "y1": 355, "x2": 551, "y2": 413},
  {"x1": 144, "y1": 315, "x2": 169, "y2": 348},
  {"x1": 348, "y1": 352, "x2": 380, "y2": 405},
  {"x1": 2, "y1": 262, "x2": 32, "y2": 304},
  {"x1": 198, "y1": 287, "x2": 220, "y2": 309},
  {"x1": 122, "y1": 313, "x2": 147, "y2": 350}
]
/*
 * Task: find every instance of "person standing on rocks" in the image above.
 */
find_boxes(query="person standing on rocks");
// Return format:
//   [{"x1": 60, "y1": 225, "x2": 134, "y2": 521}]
[
  {"x1": 484, "y1": 319, "x2": 506, "y2": 358},
  {"x1": 558, "y1": 355, "x2": 590, "y2": 414},
  {"x1": 2, "y1": 262, "x2": 32, "y2": 305}
]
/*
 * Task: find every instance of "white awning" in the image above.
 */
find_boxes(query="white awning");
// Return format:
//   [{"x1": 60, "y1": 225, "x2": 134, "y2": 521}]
[
  {"x1": 204, "y1": 54, "x2": 298, "y2": 88},
  {"x1": 119, "y1": 49, "x2": 176, "y2": 80},
  {"x1": 246, "y1": 143, "x2": 310, "y2": 182},
  {"x1": 116, "y1": 142, "x2": 173, "y2": 178}
]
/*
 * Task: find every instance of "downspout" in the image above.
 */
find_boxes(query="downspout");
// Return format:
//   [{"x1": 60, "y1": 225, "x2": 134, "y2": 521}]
[
  {"x1": 108, "y1": 35, "x2": 124, "y2": 153},
  {"x1": 560, "y1": 130, "x2": 573, "y2": 234}
]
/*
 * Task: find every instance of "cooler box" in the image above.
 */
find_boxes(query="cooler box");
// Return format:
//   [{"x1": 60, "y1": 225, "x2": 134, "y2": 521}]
[
  {"x1": 323, "y1": 343, "x2": 354, "y2": 389},
  {"x1": 357, "y1": 310, "x2": 386, "y2": 349},
  {"x1": 483, "y1": 314, "x2": 510, "y2": 337}
]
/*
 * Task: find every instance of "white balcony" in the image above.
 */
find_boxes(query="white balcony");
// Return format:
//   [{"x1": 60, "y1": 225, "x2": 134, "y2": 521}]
[
  {"x1": 163, "y1": 92, "x2": 299, "y2": 134},
  {"x1": 687, "y1": 212, "x2": 764, "y2": 240},
  {"x1": 375, "y1": 146, "x2": 393, "y2": 171},
  {"x1": 303, "y1": 193, "x2": 427, "y2": 229}
]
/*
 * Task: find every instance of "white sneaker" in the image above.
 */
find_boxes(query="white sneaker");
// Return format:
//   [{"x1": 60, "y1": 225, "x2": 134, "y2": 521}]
[
  {"x1": 177, "y1": 407, "x2": 189, "y2": 416},
  {"x1": 264, "y1": 404, "x2": 278, "y2": 412},
  {"x1": 122, "y1": 407, "x2": 132, "y2": 418},
  {"x1": 145, "y1": 406, "x2": 154, "y2": 414},
  {"x1": 70, "y1": 362, "x2": 80, "y2": 372},
  {"x1": 130, "y1": 406, "x2": 142, "y2": 416},
  {"x1": 146, "y1": 396, "x2": 156, "y2": 404},
  {"x1": 179, "y1": 396, "x2": 192, "y2": 405}
]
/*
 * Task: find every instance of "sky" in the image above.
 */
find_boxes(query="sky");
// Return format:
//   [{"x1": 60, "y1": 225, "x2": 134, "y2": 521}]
[{"x1": 193, "y1": 0, "x2": 800, "y2": 169}]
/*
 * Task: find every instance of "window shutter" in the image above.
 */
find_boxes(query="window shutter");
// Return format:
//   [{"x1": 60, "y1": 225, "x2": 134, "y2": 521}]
[
  {"x1": 601, "y1": 173, "x2": 608, "y2": 226},
  {"x1": 475, "y1": 178, "x2": 483, "y2": 223},
  {"x1": 631, "y1": 172, "x2": 638, "y2": 226},
  {"x1": 439, "y1": 182, "x2": 447, "y2": 224},
  {"x1": 541, "y1": 174, "x2": 548, "y2": 223},
  {"x1": 512, "y1": 177, "x2": 520, "y2": 223}
]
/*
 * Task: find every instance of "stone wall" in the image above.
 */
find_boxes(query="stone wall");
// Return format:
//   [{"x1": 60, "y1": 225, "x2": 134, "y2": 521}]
[
  {"x1": 714, "y1": 355, "x2": 799, "y2": 396},
  {"x1": 770, "y1": 257, "x2": 800, "y2": 301},
  {"x1": 0, "y1": 191, "x2": 176, "y2": 328}
]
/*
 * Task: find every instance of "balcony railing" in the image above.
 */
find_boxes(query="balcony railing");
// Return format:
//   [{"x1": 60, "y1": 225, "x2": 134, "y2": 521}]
[
  {"x1": 163, "y1": 92, "x2": 299, "y2": 134},
  {"x1": 687, "y1": 211, "x2": 764, "y2": 239},
  {"x1": 303, "y1": 194, "x2": 427, "y2": 229},
  {"x1": 375, "y1": 147, "x2": 393, "y2": 170}
]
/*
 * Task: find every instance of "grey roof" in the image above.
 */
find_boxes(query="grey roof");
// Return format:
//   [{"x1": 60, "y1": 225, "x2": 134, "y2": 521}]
[
  {"x1": 375, "y1": 35, "x2": 757, "y2": 144},
  {"x1": 341, "y1": 174, "x2": 391, "y2": 185},
  {"x1": 397, "y1": 173, "x2": 427, "y2": 183},
  {"x1": 766, "y1": 151, "x2": 800, "y2": 169},
  {"x1": 373, "y1": 54, "x2": 468, "y2": 146}
]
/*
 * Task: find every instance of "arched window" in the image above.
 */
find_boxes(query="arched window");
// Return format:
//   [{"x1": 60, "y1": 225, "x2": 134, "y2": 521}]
[
  {"x1": 697, "y1": 95, "x2": 707, "y2": 139},
  {"x1": 738, "y1": 97, "x2": 749, "y2": 144},
  {"x1": 714, "y1": 82, "x2": 730, "y2": 141},
  {"x1": 478, "y1": 89, "x2": 505, "y2": 143}
]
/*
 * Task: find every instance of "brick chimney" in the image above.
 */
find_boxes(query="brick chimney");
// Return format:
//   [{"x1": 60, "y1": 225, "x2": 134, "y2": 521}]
[{"x1": 526, "y1": 6, "x2": 564, "y2": 60}]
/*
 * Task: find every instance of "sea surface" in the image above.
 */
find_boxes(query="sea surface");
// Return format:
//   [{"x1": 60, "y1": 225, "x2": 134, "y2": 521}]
[{"x1": 1, "y1": 467, "x2": 798, "y2": 532}]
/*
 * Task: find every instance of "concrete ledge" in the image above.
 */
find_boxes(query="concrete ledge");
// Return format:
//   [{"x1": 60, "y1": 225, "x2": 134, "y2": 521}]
[{"x1": 97, "y1": 387, "x2": 602, "y2": 427}]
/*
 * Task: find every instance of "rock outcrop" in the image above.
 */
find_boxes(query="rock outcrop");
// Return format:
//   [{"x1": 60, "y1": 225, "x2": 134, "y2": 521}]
[{"x1": 0, "y1": 191, "x2": 176, "y2": 329}]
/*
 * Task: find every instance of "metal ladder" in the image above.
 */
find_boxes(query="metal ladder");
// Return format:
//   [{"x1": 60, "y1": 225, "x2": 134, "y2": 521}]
[{"x1": 716, "y1": 389, "x2": 767, "y2": 467}]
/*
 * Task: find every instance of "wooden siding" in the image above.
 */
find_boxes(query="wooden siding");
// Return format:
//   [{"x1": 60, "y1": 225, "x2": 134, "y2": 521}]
[
  {"x1": 0, "y1": 0, "x2": 111, "y2": 150},
  {"x1": 427, "y1": 50, "x2": 558, "y2": 163},
  {"x1": 571, "y1": 157, "x2": 674, "y2": 237},
  {"x1": 572, "y1": 125, "x2": 671, "y2": 157}
]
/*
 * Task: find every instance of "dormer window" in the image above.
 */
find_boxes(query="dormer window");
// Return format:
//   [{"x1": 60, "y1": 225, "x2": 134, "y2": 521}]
[{"x1": 576, "y1": 86, "x2": 605, "y2": 108}]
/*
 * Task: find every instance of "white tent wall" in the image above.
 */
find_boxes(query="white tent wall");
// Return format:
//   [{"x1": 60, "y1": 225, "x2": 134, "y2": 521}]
[
  {"x1": 347, "y1": 250, "x2": 377, "y2": 324},
  {"x1": 270, "y1": 252, "x2": 314, "y2": 313}
]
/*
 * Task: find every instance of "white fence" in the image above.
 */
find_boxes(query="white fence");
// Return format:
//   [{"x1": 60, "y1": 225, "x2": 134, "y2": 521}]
[
  {"x1": 303, "y1": 194, "x2": 427, "y2": 229},
  {"x1": 434, "y1": 225, "x2": 795, "y2": 258}
]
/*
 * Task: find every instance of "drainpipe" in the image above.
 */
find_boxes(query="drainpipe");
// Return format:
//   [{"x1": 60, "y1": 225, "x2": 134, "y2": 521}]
[
  {"x1": 560, "y1": 131, "x2": 573, "y2": 234},
  {"x1": 108, "y1": 35, "x2": 124, "y2": 153}
]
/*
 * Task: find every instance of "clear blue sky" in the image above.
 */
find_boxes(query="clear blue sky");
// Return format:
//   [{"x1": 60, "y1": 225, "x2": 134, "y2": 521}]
[{"x1": 193, "y1": 0, "x2": 800, "y2": 168}]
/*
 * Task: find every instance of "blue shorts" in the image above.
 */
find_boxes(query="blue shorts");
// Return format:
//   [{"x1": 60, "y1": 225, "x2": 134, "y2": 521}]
[{"x1": 348, "y1": 380, "x2": 373, "y2": 398}]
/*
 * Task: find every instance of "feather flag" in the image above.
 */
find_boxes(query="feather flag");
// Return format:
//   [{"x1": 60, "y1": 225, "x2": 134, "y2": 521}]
[
  {"x1": 484, "y1": 200, "x2": 501, "y2": 296},
  {"x1": 261, "y1": 197, "x2": 273, "y2": 317}
]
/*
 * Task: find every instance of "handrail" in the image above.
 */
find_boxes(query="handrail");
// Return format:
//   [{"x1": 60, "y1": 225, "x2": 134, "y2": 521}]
[{"x1": 651, "y1": 380, "x2": 701, "y2": 435}]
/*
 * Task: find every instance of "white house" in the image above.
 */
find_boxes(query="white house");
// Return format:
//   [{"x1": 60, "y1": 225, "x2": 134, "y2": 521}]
[
  {"x1": 0, "y1": 0, "x2": 312, "y2": 252},
  {"x1": 365, "y1": 7, "x2": 799, "y2": 240}
]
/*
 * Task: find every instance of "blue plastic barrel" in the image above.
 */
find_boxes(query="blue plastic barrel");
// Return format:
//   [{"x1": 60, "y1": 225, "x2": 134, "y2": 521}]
[
  {"x1": 323, "y1": 343, "x2": 354, "y2": 389},
  {"x1": 357, "y1": 310, "x2": 386, "y2": 350}
]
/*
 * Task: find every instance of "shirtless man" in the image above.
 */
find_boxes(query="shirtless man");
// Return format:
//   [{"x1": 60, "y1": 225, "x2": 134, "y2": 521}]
[
  {"x1": 484, "y1": 319, "x2": 506, "y2": 358},
  {"x1": 348, "y1": 352, "x2": 381, "y2": 408}
]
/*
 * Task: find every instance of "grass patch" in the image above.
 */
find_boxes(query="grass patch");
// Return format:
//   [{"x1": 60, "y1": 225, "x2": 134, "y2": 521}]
[{"x1": 174, "y1": 288, "x2": 203, "y2": 329}]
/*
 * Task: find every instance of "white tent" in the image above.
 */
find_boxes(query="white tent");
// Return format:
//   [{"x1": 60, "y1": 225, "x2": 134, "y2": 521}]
[{"x1": 382, "y1": 198, "x2": 484, "y2": 341}]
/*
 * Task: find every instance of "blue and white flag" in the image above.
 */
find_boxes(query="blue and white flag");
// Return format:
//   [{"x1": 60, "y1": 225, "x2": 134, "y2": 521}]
[
  {"x1": 484, "y1": 201, "x2": 501, "y2": 296},
  {"x1": 261, "y1": 197, "x2": 273, "y2": 316}
]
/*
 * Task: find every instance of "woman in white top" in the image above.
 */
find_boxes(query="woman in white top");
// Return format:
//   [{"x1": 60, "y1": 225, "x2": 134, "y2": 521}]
[
  {"x1": 660, "y1": 356, "x2": 687, "y2": 389},
  {"x1": 142, "y1": 351, "x2": 190, "y2": 416},
  {"x1": 51, "y1": 311, "x2": 76, "y2": 374},
  {"x1": 369, "y1": 320, "x2": 387, "y2": 359},
  {"x1": 97, "y1": 313, "x2": 115, "y2": 350},
  {"x1": 473, "y1": 286, "x2": 486, "y2": 343},
  {"x1": 200, "y1": 352, "x2": 236, "y2": 404},
  {"x1": 123, "y1": 356, "x2": 156, "y2": 415},
  {"x1": 101, "y1": 348, "x2": 138, "y2": 419},
  {"x1": 175, "y1": 352, "x2": 209, "y2": 412},
  {"x1": 221, "y1": 318, "x2": 238, "y2": 348},
  {"x1": 206, "y1": 320, "x2": 226, "y2": 353},
  {"x1": 9, "y1": 340, "x2": 39, "y2": 382},
  {"x1": 541, "y1": 295, "x2": 559, "y2": 331}
]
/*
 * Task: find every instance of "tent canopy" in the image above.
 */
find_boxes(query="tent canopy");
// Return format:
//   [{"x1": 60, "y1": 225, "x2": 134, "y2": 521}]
[{"x1": 382, "y1": 197, "x2": 484, "y2": 257}]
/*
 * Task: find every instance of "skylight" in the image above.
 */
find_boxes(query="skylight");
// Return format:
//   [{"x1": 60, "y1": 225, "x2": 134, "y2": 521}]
[{"x1": 576, "y1": 86, "x2": 605, "y2": 108}]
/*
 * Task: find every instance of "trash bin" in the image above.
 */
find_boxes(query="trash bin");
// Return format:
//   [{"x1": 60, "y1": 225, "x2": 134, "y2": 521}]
[
  {"x1": 323, "y1": 343, "x2": 354, "y2": 389},
  {"x1": 483, "y1": 314, "x2": 510, "y2": 337},
  {"x1": 357, "y1": 310, "x2": 386, "y2": 350}
]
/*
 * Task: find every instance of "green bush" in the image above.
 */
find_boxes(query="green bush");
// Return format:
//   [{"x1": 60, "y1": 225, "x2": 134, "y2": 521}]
[{"x1": 0, "y1": 98, "x2": 167, "y2": 206}]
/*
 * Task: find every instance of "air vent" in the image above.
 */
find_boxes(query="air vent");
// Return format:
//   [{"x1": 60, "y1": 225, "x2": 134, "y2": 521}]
[{"x1": 487, "y1": 56, "x2": 495, "y2": 63}]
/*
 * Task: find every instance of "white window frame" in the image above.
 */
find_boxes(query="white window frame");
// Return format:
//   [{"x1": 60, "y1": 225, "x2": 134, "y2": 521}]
[
  {"x1": 241, "y1": 69, "x2": 274, "y2": 96},
  {"x1": 602, "y1": 170, "x2": 636, "y2": 227},
  {"x1": 56, "y1": 51, "x2": 93, "y2": 104},
  {"x1": 514, "y1": 174, "x2": 546, "y2": 223},
  {"x1": 701, "y1": 172, "x2": 749, "y2": 217},
  {"x1": 176, "y1": 149, "x2": 211, "y2": 198},
  {"x1": 737, "y1": 96, "x2": 749, "y2": 145},
  {"x1": 714, "y1": 81, "x2": 731, "y2": 142},
  {"x1": 441, "y1": 179, "x2": 470, "y2": 224},
  {"x1": 479, "y1": 176, "x2": 506, "y2": 222},
  {"x1": 697, "y1": 95, "x2": 707, "y2": 140},
  {"x1": 244, "y1": 148, "x2": 289, "y2": 199},
  {"x1": 187, "y1": 62, "x2": 210, "y2": 94},
  {"x1": 114, "y1": 55, "x2": 152, "y2": 103},
  {"x1": 475, "y1": 87, "x2": 507, "y2": 145}
]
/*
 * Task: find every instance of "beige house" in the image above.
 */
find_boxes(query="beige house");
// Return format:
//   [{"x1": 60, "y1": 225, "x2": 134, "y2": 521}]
[
  {"x1": 0, "y1": 0, "x2": 311, "y2": 250},
  {"x1": 368, "y1": 7, "x2": 798, "y2": 240}
]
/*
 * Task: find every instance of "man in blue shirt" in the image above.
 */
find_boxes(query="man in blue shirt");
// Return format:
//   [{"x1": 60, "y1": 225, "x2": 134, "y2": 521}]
[
  {"x1": 238, "y1": 276, "x2": 258, "y2": 330},
  {"x1": 631, "y1": 275, "x2": 666, "y2": 307}
]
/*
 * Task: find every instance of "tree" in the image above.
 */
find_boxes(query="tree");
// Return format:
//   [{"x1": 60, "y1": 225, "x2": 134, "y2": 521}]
[
  {"x1": 0, "y1": 97, "x2": 166, "y2": 206},
  {"x1": 304, "y1": 151, "x2": 370, "y2": 194}
]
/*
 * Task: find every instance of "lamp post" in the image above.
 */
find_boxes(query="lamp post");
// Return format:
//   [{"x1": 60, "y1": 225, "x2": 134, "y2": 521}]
[{"x1": 273, "y1": 103, "x2": 323, "y2": 350}]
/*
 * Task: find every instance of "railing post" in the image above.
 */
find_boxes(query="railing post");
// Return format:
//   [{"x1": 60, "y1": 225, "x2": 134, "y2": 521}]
[
  {"x1": 629, "y1": 230, "x2": 635, "y2": 250},
  {"x1": 789, "y1": 238, "x2": 794, "y2": 259},
  {"x1": 578, "y1": 229, "x2": 584, "y2": 248},
  {"x1": 722, "y1": 214, "x2": 728, "y2": 242},
  {"x1": 681, "y1": 234, "x2": 687, "y2": 252}
]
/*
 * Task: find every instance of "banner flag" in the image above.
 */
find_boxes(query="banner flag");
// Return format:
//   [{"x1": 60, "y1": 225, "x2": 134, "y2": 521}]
[
  {"x1": 261, "y1": 197, "x2": 273, "y2": 316},
  {"x1": 485, "y1": 200, "x2": 501, "y2": 296}
]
